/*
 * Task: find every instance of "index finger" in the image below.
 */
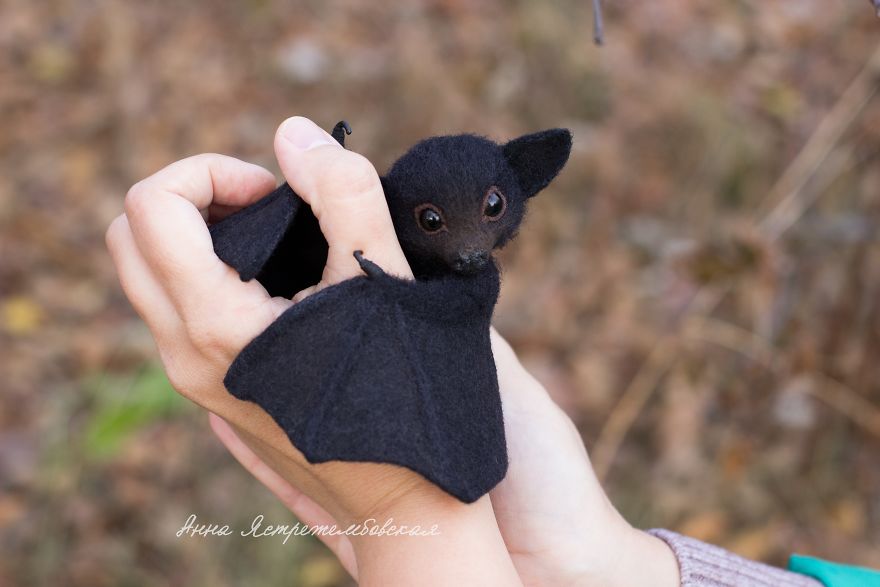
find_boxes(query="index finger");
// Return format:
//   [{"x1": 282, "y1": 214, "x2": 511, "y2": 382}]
[{"x1": 125, "y1": 153, "x2": 277, "y2": 319}]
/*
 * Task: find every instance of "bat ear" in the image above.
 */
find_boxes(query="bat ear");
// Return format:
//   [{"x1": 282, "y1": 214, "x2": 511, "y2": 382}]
[{"x1": 502, "y1": 128, "x2": 572, "y2": 198}]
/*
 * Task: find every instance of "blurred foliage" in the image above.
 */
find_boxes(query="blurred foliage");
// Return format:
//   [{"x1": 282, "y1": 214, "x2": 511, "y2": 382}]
[
  {"x1": 1, "y1": 0, "x2": 879, "y2": 585},
  {"x1": 82, "y1": 363, "x2": 189, "y2": 460}
]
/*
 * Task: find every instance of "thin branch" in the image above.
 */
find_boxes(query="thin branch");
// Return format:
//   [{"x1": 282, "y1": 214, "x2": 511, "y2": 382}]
[
  {"x1": 591, "y1": 288, "x2": 724, "y2": 480},
  {"x1": 805, "y1": 374, "x2": 880, "y2": 437},
  {"x1": 758, "y1": 44, "x2": 880, "y2": 238},
  {"x1": 592, "y1": 0, "x2": 605, "y2": 46}
]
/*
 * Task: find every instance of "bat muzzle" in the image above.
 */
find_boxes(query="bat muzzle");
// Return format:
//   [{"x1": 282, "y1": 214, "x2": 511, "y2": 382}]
[{"x1": 452, "y1": 250, "x2": 489, "y2": 275}]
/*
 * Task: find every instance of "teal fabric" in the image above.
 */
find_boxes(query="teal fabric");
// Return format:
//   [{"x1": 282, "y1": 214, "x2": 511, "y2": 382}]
[{"x1": 789, "y1": 554, "x2": 880, "y2": 587}]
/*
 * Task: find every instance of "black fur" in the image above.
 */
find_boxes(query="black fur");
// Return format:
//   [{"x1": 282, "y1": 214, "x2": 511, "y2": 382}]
[{"x1": 210, "y1": 124, "x2": 571, "y2": 502}]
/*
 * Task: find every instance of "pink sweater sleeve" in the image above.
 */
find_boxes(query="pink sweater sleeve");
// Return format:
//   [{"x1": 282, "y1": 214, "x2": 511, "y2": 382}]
[{"x1": 648, "y1": 529, "x2": 824, "y2": 587}]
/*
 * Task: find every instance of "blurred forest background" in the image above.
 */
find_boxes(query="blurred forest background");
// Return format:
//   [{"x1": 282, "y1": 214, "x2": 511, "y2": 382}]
[{"x1": 2, "y1": 1, "x2": 880, "y2": 585}]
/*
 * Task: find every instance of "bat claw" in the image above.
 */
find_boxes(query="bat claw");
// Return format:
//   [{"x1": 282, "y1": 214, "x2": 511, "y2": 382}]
[
  {"x1": 353, "y1": 250, "x2": 385, "y2": 278},
  {"x1": 331, "y1": 120, "x2": 353, "y2": 147}
]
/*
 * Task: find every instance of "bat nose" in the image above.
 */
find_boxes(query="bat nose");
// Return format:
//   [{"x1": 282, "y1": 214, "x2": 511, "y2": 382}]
[{"x1": 452, "y1": 250, "x2": 489, "y2": 274}]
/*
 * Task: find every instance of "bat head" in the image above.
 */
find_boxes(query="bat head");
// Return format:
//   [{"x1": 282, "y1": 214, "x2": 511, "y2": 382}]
[{"x1": 381, "y1": 128, "x2": 572, "y2": 277}]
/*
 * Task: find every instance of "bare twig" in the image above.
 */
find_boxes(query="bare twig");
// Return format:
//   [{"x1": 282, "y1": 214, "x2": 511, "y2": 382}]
[
  {"x1": 591, "y1": 288, "x2": 724, "y2": 480},
  {"x1": 683, "y1": 316, "x2": 778, "y2": 368},
  {"x1": 804, "y1": 374, "x2": 880, "y2": 437},
  {"x1": 758, "y1": 45, "x2": 880, "y2": 238},
  {"x1": 592, "y1": 0, "x2": 604, "y2": 46},
  {"x1": 591, "y1": 339, "x2": 677, "y2": 480}
]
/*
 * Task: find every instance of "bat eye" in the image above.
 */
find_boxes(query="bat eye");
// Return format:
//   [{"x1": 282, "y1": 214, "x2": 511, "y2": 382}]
[
  {"x1": 482, "y1": 187, "x2": 507, "y2": 221},
  {"x1": 415, "y1": 204, "x2": 446, "y2": 233}
]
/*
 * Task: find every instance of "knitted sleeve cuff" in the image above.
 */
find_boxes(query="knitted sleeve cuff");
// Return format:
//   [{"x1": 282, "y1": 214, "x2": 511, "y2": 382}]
[{"x1": 648, "y1": 529, "x2": 824, "y2": 587}]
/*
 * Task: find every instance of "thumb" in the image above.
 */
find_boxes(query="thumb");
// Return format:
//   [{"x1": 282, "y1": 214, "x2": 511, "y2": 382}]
[{"x1": 274, "y1": 116, "x2": 413, "y2": 289}]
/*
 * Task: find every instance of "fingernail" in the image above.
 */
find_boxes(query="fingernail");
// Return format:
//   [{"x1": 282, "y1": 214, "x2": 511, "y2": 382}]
[{"x1": 280, "y1": 117, "x2": 335, "y2": 150}]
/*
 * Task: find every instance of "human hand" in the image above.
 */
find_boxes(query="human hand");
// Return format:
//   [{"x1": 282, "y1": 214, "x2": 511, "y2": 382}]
[
  {"x1": 217, "y1": 325, "x2": 680, "y2": 586},
  {"x1": 488, "y1": 331, "x2": 680, "y2": 587},
  {"x1": 107, "y1": 116, "x2": 520, "y2": 586}
]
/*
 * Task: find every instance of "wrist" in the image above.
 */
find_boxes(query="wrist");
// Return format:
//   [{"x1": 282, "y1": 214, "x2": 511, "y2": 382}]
[
  {"x1": 601, "y1": 524, "x2": 680, "y2": 587},
  {"x1": 544, "y1": 507, "x2": 680, "y2": 587},
  {"x1": 351, "y1": 494, "x2": 521, "y2": 586}
]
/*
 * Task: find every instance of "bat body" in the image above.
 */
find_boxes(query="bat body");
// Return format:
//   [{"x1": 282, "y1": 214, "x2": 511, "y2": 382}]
[{"x1": 210, "y1": 123, "x2": 572, "y2": 502}]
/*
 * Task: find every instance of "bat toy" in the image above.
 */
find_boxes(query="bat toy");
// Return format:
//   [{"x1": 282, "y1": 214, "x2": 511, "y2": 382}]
[{"x1": 210, "y1": 121, "x2": 572, "y2": 502}]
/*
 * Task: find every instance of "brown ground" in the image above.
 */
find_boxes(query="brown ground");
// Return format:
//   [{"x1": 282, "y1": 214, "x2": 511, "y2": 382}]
[{"x1": 1, "y1": 1, "x2": 879, "y2": 585}]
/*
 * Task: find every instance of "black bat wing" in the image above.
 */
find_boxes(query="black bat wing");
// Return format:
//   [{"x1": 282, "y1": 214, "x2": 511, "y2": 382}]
[
  {"x1": 223, "y1": 265, "x2": 508, "y2": 503},
  {"x1": 209, "y1": 183, "x2": 328, "y2": 298}
]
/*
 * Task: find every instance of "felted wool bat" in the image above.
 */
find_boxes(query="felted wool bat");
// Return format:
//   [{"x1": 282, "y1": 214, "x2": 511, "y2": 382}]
[{"x1": 210, "y1": 122, "x2": 572, "y2": 503}]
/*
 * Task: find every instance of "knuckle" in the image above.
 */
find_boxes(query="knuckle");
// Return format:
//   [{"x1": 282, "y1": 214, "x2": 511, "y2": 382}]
[
  {"x1": 163, "y1": 364, "x2": 192, "y2": 398},
  {"x1": 158, "y1": 345, "x2": 224, "y2": 408},
  {"x1": 186, "y1": 320, "x2": 221, "y2": 352},
  {"x1": 188, "y1": 152, "x2": 221, "y2": 167},
  {"x1": 334, "y1": 152, "x2": 381, "y2": 196},
  {"x1": 124, "y1": 180, "x2": 151, "y2": 219},
  {"x1": 185, "y1": 319, "x2": 233, "y2": 363},
  {"x1": 104, "y1": 215, "x2": 126, "y2": 253},
  {"x1": 163, "y1": 366, "x2": 206, "y2": 405},
  {"x1": 157, "y1": 348, "x2": 195, "y2": 396}
]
